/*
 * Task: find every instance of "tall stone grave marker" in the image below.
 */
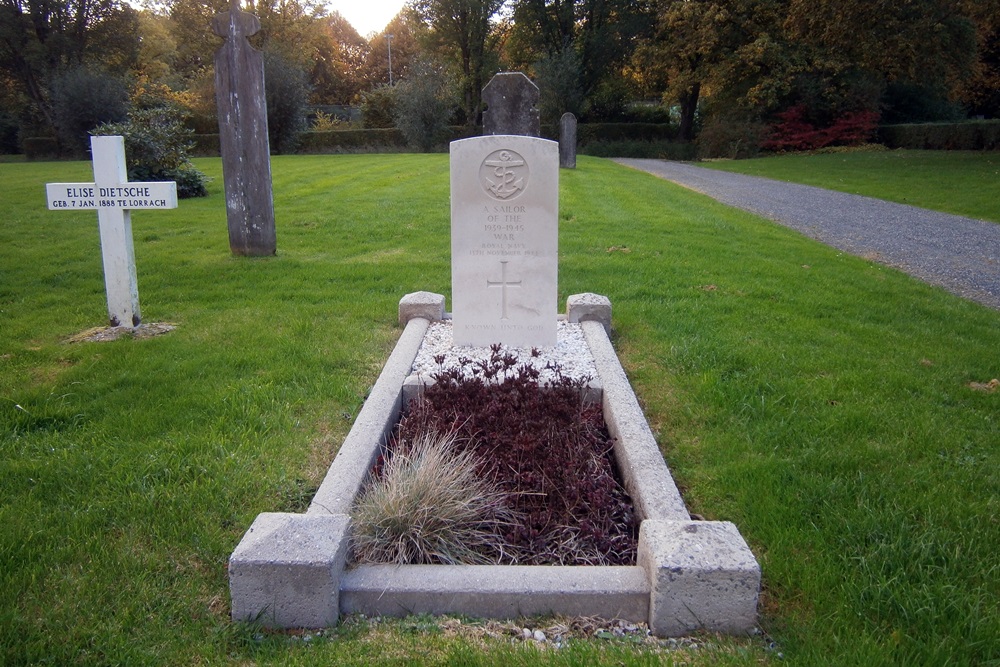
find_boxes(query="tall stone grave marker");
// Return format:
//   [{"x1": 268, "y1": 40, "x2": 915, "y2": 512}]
[
  {"x1": 559, "y1": 112, "x2": 577, "y2": 169},
  {"x1": 45, "y1": 135, "x2": 178, "y2": 327},
  {"x1": 482, "y1": 72, "x2": 540, "y2": 137},
  {"x1": 451, "y1": 135, "x2": 558, "y2": 347},
  {"x1": 212, "y1": 0, "x2": 277, "y2": 256}
]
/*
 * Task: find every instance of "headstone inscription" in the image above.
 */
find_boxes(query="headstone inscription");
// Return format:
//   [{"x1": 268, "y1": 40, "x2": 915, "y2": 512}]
[
  {"x1": 45, "y1": 135, "x2": 178, "y2": 327},
  {"x1": 212, "y1": 0, "x2": 277, "y2": 257},
  {"x1": 560, "y1": 112, "x2": 577, "y2": 169},
  {"x1": 482, "y1": 72, "x2": 540, "y2": 137},
  {"x1": 451, "y1": 135, "x2": 558, "y2": 348}
]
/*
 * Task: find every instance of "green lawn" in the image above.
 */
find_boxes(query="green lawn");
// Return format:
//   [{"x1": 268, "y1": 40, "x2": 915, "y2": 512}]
[
  {"x1": 701, "y1": 149, "x2": 1000, "y2": 223},
  {"x1": 1, "y1": 154, "x2": 998, "y2": 666}
]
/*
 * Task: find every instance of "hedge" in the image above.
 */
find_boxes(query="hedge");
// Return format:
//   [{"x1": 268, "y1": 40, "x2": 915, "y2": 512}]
[
  {"x1": 23, "y1": 137, "x2": 61, "y2": 160},
  {"x1": 879, "y1": 120, "x2": 1000, "y2": 151},
  {"x1": 28, "y1": 123, "x2": 682, "y2": 158},
  {"x1": 188, "y1": 123, "x2": 680, "y2": 156},
  {"x1": 297, "y1": 128, "x2": 405, "y2": 152}
]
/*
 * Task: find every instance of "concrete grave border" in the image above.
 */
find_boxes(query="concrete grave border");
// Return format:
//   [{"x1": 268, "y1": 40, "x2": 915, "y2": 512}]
[{"x1": 229, "y1": 292, "x2": 760, "y2": 636}]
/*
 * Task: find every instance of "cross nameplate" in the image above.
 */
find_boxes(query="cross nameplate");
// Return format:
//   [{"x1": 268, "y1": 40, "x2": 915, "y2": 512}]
[{"x1": 44, "y1": 135, "x2": 178, "y2": 327}]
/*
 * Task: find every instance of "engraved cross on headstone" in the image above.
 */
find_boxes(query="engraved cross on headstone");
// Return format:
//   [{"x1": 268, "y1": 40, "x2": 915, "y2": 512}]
[{"x1": 486, "y1": 261, "x2": 522, "y2": 320}]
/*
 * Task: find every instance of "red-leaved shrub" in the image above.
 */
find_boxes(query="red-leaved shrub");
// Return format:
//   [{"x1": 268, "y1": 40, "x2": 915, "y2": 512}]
[{"x1": 763, "y1": 105, "x2": 880, "y2": 152}]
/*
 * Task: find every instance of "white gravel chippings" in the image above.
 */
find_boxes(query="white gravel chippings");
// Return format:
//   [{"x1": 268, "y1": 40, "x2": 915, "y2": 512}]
[{"x1": 410, "y1": 320, "x2": 598, "y2": 384}]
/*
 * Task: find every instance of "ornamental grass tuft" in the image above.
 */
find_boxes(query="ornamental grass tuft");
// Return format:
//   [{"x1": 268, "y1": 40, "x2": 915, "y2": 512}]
[{"x1": 350, "y1": 430, "x2": 518, "y2": 565}]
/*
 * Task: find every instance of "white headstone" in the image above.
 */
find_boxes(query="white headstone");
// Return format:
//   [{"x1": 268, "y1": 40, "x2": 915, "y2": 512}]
[
  {"x1": 44, "y1": 135, "x2": 178, "y2": 327},
  {"x1": 450, "y1": 135, "x2": 558, "y2": 347}
]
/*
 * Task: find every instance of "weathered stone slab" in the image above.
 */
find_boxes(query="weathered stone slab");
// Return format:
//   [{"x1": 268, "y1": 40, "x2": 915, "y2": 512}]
[
  {"x1": 482, "y1": 72, "x2": 540, "y2": 137},
  {"x1": 398, "y1": 291, "x2": 446, "y2": 325},
  {"x1": 229, "y1": 512, "x2": 350, "y2": 628},
  {"x1": 450, "y1": 135, "x2": 558, "y2": 347},
  {"x1": 213, "y1": 0, "x2": 277, "y2": 256},
  {"x1": 638, "y1": 520, "x2": 760, "y2": 636},
  {"x1": 567, "y1": 292, "x2": 611, "y2": 332},
  {"x1": 559, "y1": 112, "x2": 577, "y2": 169},
  {"x1": 341, "y1": 564, "x2": 649, "y2": 621}
]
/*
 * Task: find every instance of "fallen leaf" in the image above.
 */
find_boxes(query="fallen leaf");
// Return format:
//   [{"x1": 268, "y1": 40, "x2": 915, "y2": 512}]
[{"x1": 967, "y1": 379, "x2": 999, "y2": 393}]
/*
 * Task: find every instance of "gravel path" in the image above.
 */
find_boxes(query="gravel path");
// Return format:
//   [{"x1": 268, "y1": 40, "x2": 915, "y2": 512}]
[{"x1": 614, "y1": 159, "x2": 1000, "y2": 310}]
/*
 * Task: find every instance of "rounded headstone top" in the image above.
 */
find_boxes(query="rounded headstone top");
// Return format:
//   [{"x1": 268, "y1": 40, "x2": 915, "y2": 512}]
[{"x1": 482, "y1": 72, "x2": 540, "y2": 137}]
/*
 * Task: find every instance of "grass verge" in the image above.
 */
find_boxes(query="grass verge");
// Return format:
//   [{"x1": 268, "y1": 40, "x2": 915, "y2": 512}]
[
  {"x1": 701, "y1": 149, "x2": 1000, "y2": 223},
  {"x1": 1, "y1": 154, "x2": 998, "y2": 665}
]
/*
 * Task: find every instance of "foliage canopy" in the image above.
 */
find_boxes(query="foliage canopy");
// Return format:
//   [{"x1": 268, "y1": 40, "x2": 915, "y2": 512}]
[{"x1": 1, "y1": 0, "x2": 998, "y2": 153}]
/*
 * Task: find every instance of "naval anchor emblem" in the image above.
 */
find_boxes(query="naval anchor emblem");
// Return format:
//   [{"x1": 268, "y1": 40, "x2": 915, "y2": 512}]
[{"x1": 480, "y1": 149, "x2": 528, "y2": 200}]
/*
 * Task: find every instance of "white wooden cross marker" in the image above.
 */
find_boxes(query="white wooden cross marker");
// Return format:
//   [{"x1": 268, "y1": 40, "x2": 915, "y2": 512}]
[{"x1": 45, "y1": 135, "x2": 177, "y2": 327}]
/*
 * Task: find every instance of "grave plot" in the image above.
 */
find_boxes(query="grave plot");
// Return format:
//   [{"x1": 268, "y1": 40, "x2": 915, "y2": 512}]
[
  {"x1": 230, "y1": 294, "x2": 759, "y2": 635},
  {"x1": 229, "y1": 133, "x2": 759, "y2": 637}
]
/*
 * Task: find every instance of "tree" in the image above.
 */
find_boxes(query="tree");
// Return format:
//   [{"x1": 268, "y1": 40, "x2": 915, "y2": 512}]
[
  {"x1": 167, "y1": 0, "x2": 230, "y2": 79},
  {"x1": 168, "y1": 0, "x2": 324, "y2": 82},
  {"x1": 784, "y1": 0, "x2": 977, "y2": 87},
  {"x1": 360, "y1": 84, "x2": 397, "y2": 127},
  {"x1": 949, "y1": 0, "x2": 1000, "y2": 118},
  {"x1": 506, "y1": 0, "x2": 654, "y2": 121},
  {"x1": 309, "y1": 11, "x2": 369, "y2": 104},
  {"x1": 635, "y1": 0, "x2": 735, "y2": 141},
  {"x1": 414, "y1": 0, "x2": 505, "y2": 126},
  {"x1": 533, "y1": 47, "x2": 584, "y2": 124},
  {"x1": 136, "y1": 10, "x2": 180, "y2": 84},
  {"x1": 50, "y1": 65, "x2": 130, "y2": 154},
  {"x1": 362, "y1": 10, "x2": 423, "y2": 89},
  {"x1": 392, "y1": 57, "x2": 456, "y2": 150},
  {"x1": 263, "y1": 51, "x2": 310, "y2": 153},
  {"x1": 0, "y1": 0, "x2": 139, "y2": 134}
]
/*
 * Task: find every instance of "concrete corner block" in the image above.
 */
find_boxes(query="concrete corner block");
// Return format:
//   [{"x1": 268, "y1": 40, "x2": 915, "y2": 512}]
[
  {"x1": 230, "y1": 512, "x2": 350, "y2": 629},
  {"x1": 399, "y1": 291, "x2": 445, "y2": 325},
  {"x1": 638, "y1": 520, "x2": 759, "y2": 637},
  {"x1": 567, "y1": 293, "x2": 612, "y2": 332}
]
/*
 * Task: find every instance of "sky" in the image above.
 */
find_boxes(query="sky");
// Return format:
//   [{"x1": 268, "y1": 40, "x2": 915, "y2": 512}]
[{"x1": 324, "y1": 0, "x2": 407, "y2": 38}]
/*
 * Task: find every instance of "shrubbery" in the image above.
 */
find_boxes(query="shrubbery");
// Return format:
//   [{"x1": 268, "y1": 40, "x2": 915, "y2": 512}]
[
  {"x1": 763, "y1": 105, "x2": 880, "y2": 152},
  {"x1": 296, "y1": 128, "x2": 407, "y2": 153},
  {"x1": 0, "y1": 110, "x2": 19, "y2": 154},
  {"x1": 94, "y1": 106, "x2": 209, "y2": 198},
  {"x1": 22, "y1": 137, "x2": 60, "y2": 160},
  {"x1": 360, "y1": 85, "x2": 397, "y2": 129},
  {"x1": 697, "y1": 115, "x2": 766, "y2": 159},
  {"x1": 879, "y1": 120, "x2": 1000, "y2": 151}
]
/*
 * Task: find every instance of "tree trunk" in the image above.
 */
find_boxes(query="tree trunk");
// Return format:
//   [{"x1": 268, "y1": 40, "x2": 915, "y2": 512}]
[{"x1": 678, "y1": 82, "x2": 701, "y2": 143}]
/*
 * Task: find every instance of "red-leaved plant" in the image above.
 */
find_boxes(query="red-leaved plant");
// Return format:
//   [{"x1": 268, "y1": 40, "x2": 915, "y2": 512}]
[
  {"x1": 389, "y1": 345, "x2": 638, "y2": 566},
  {"x1": 763, "y1": 105, "x2": 880, "y2": 152}
]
